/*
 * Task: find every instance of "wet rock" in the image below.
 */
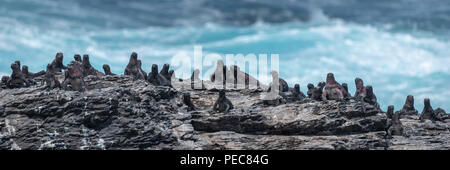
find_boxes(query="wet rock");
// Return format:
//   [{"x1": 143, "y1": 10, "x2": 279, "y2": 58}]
[
  {"x1": 192, "y1": 99, "x2": 387, "y2": 135},
  {"x1": 0, "y1": 75, "x2": 448, "y2": 150}
]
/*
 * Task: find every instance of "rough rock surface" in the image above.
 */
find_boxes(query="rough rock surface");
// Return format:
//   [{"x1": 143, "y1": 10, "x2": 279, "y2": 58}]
[{"x1": 0, "y1": 76, "x2": 448, "y2": 150}]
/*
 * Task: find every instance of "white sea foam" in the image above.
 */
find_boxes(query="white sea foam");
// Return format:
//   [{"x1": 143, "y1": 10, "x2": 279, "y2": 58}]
[
  {"x1": 0, "y1": 72, "x2": 8, "y2": 77},
  {"x1": 0, "y1": 3, "x2": 449, "y2": 111}
]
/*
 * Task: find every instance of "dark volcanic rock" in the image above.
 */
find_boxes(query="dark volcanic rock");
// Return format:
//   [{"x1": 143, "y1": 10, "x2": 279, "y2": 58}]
[
  {"x1": 191, "y1": 99, "x2": 386, "y2": 136},
  {"x1": 1, "y1": 76, "x2": 180, "y2": 150},
  {"x1": 0, "y1": 76, "x2": 449, "y2": 150}
]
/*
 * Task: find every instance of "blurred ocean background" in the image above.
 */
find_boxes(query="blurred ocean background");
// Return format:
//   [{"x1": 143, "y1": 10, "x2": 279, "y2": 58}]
[{"x1": 0, "y1": 0, "x2": 449, "y2": 111}]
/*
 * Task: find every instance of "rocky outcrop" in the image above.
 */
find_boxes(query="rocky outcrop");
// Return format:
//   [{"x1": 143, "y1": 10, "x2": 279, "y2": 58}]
[
  {"x1": 0, "y1": 75, "x2": 449, "y2": 150},
  {"x1": 191, "y1": 99, "x2": 386, "y2": 136}
]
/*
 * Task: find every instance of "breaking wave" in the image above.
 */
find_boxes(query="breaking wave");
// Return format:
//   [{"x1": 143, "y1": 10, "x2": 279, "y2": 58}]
[{"x1": 0, "y1": 0, "x2": 449, "y2": 111}]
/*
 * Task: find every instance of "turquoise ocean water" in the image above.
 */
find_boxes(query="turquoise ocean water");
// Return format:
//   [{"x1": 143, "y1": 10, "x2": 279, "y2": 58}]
[{"x1": 0, "y1": 0, "x2": 449, "y2": 111}]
